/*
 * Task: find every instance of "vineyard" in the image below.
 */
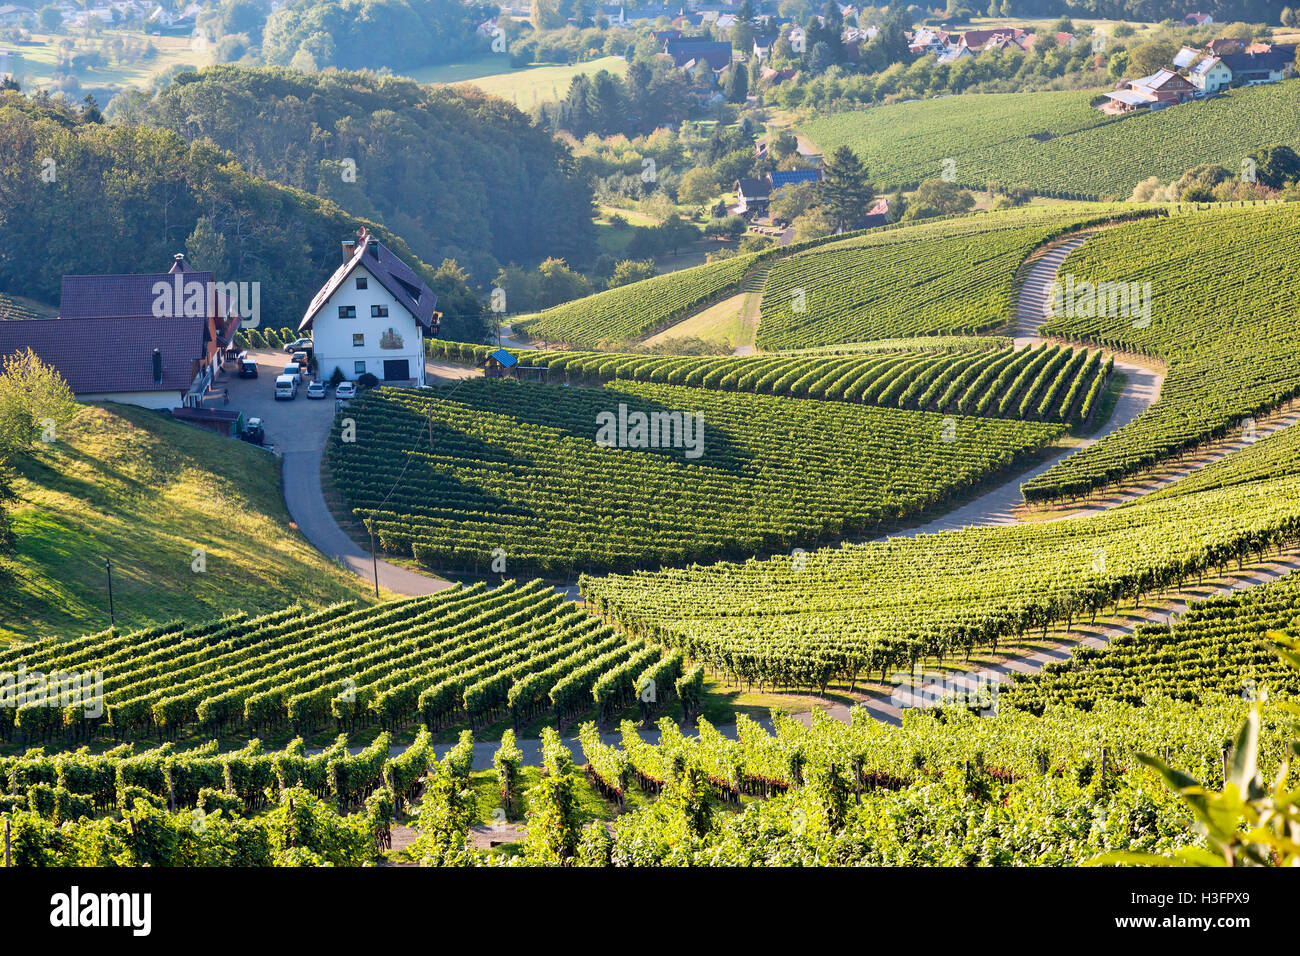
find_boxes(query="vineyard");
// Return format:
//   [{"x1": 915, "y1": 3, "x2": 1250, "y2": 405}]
[
  {"x1": 801, "y1": 82, "x2": 1300, "y2": 199},
  {"x1": 234, "y1": 327, "x2": 301, "y2": 350},
  {"x1": 510, "y1": 254, "x2": 759, "y2": 347},
  {"x1": 581, "y1": 416, "x2": 1300, "y2": 688},
  {"x1": 427, "y1": 339, "x2": 1111, "y2": 425},
  {"x1": 1026, "y1": 203, "x2": 1300, "y2": 501},
  {"x1": 325, "y1": 379, "x2": 1061, "y2": 576},
  {"x1": 1004, "y1": 576, "x2": 1300, "y2": 713},
  {"x1": 756, "y1": 205, "x2": 1137, "y2": 349},
  {"x1": 0, "y1": 581, "x2": 695, "y2": 744}
]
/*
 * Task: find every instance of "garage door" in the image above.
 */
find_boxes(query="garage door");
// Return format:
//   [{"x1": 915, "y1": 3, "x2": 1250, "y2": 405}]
[{"x1": 382, "y1": 359, "x2": 410, "y2": 381}]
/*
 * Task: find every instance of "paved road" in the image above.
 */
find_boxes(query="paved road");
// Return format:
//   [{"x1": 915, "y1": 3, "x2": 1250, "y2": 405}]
[{"x1": 223, "y1": 349, "x2": 456, "y2": 597}]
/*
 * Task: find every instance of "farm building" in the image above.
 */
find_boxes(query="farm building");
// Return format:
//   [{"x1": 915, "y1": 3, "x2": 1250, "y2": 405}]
[
  {"x1": 297, "y1": 229, "x2": 439, "y2": 387},
  {"x1": 0, "y1": 254, "x2": 237, "y2": 409}
]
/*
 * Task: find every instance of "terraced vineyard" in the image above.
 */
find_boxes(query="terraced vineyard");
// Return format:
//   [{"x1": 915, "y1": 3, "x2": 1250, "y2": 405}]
[
  {"x1": 582, "y1": 417, "x2": 1300, "y2": 687},
  {"x1": 1027, "y1": 203, "x2": 1300, "y2": 501},
  {"x1": 755, "y1": 205, "x2": 1148, "y2": 349},
  {"x1": 802, "y1": 82, "x2": 1300, "y2": 199},
  {"x1": 0, "y1": 581, "x2": 682, "y2": 743},
  {"x1": 327, "y1": 380, "x2": 1062, "y2": 576},
  {"x1": 429, "y1": 340, "x2": 1111, "y2": 424}
]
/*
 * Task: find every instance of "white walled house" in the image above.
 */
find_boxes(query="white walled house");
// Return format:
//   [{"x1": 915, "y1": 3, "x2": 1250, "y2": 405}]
[
  {"x1": 1189, "y1": 56, "x2": 1233, "y2": 92},
  {"x1": 299, "y1": 231, "x2": 439, "y2": 386}
]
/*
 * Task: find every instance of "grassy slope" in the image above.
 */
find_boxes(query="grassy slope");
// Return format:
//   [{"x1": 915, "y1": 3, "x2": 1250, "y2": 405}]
[
  {"x1": 0, "y1": 403, "x2": 372, "y2": 643},
  {"x1": 407, "y1": 55, "x2": 628, "y2": 104}
]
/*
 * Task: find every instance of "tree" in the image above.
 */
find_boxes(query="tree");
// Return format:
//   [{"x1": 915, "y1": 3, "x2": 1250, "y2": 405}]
[
  {"x1": 792, "y1": 205, "x2": 834, "y2": 240},
  {"x1": 808, "y1": 39, "x2": 834, "y2": 74},
  {"x1": 534, "y1": 258, "x2": 592, "y2": 309},
  {"x1": 1250, "y1": 144, "x2": 1300, "y2": 189},
  {"x1": 38, "y1": 5, "x2": 62, "y2": 32},
  {"x1": 768, "y1": 180, "x2": 818, "y2": 223},
  {"x1": 1173, "y1": 163, "x2": 1233, "y2": 201},
  {"x1": 819, "y1": 145, "x2": 873, "y2": 231},
  {"x1": 678, "y1": 167, "x2": 720, "y2": 205},
  {"x1": 0, "y1": 349, "x2": 77, "y2": 458},
  {"x1": 902, "y1": 179, "x2": 975, "y2": 221},
  {"x1": 607, "y1": 259, "x2": 657, "y2": 288},
  {"x1": 1284, "y1": 7, "x2": 1299, "y2": 29},
  {"x1": 1125, "y1": 40, "x2": 1177, "y2": 77},
  {"x1": 723, "y1": 63, "x2": 748, "y2": 103}
]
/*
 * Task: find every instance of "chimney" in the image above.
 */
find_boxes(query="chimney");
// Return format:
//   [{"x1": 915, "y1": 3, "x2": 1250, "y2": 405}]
[
  {"x1": 152, "y1": 348, "x2": 163, "y2": 385},
  {"x1": 341, "y1": 240, "x2": 356, "y2": 263}
]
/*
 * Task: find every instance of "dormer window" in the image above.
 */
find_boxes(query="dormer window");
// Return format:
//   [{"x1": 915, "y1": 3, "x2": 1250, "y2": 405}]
[{"x1": 356, "y1": 277, "x2": 368, "y2": 290}]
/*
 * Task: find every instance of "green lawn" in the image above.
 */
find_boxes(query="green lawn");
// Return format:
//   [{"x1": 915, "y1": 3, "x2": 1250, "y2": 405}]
[
  {"x1": 0, "y1": 402, "x2": 374, "y2": 643},
  {"x1": 406, "y1": 55, "x2": 628, "y2": 105}
]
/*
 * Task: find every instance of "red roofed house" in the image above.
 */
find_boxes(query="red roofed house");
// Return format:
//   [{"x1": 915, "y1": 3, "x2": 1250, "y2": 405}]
[
  {"x1": 1184, "y1": 12, "x2": 1213, "y2": 26},
  {"x1": 0, "y1": 254, "x2": 237, "y2": 409},
  {"x1": 1103, "y1": 69, "x2": 1195, "y2": 111}
]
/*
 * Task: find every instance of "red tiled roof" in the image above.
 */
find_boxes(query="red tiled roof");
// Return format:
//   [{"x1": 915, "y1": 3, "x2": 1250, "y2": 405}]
[{"x1": 0, "y1": 315, "x2": 205, "y2": 393}]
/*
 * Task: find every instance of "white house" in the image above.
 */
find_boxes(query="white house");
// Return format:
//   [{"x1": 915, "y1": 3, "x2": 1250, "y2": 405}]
[
  {"x1": 0, "y1": 4, "x2": 34, "y2": 25},
  {"x1": 1189, "y1": 55, "x2": 1232, "y2": 92},
  {"x1": 298, "y1": 229, "x2": 439, "y2": 386}
]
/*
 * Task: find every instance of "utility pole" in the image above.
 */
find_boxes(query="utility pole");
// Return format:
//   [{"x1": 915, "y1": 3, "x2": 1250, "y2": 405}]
[
  {"x1": 366, "y1": 517, "x2": 380, "y2": 598},
  {"x1": 104, "y1": 557, "x2": 115, "y2": 627}
]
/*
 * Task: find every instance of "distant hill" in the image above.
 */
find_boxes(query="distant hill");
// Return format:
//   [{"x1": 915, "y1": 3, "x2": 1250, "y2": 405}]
[{"x1": 135, "y1": 66, "x2": 597, "y2": 283}]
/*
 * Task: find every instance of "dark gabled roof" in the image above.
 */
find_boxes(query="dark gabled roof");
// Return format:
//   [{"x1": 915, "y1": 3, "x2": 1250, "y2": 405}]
[
  {"x1": 736, "y1": 177, "x2": 771, "y2": 199},
  {"x1": 769, "y1": 168, "x2": 821, "y2": 188},
  {"x1": 0, "y1": 315, "x2": 205, "y2": 394},
  {"x1": 1220, "y1": 50, "x2": 1292, "y2": 73},
  {"x1": 298, "y1": 235, "x2": 437, "y2": 333},
  {"x1": 61, "y1": 265, "x2": 215, "y2": 320},
  {"x1": 664, "y1": 38, "x2": 732, "y2": 67}
]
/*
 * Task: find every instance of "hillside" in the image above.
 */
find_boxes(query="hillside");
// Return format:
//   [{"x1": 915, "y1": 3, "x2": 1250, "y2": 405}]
[
  {"x1": 137, "y1": 66, "x2": 597, "y2": 282},
  {"x1": 802, "y1": 82, "x2": 1300, "y2": 199},
  {"x1": 1027, "y1": 202, "x2": 1300, "y2": 500},
  {"x1": 0, "y1": 404, "x2": 373, "y2": 642}
]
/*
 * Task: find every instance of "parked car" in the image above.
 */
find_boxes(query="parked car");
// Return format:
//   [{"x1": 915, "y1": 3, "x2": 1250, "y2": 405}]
[
  {"x1": 280, "y1": 364, "x2": 302, "y2": 385},
  {"x1": 274, "y1": 375, "x2": 298, "y2": 400},
  {"x1": 238, "y1": 357, "x2": 258, "y2": 378},
  {"x1": 306, "y1": 381, "x2": 327, "y2": 399},
  {"x1": 335, "y1": 381, "x2": 357, "y2": 399},
  {"x1": 283, "y1": 337, "x2": 313, "y2": 353},
  {"x1": 291, "y1": 350, "x2": 309, "y2": 369},
  {"x1": 241, "y1": 417, "x2": 265, "y2": 444}
]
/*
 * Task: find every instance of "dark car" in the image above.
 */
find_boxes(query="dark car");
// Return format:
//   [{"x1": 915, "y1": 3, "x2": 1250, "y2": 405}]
[
  {"x1": 240, "y1": 417, "x2": 265, "y2": 445},
  {"x1": 239, "y1": 358, "x2": 259, "y2": 378}
]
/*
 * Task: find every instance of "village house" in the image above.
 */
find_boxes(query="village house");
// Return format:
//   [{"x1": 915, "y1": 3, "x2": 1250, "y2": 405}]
[
  {"x1": 0, "y1": 254, "x2": 236, "y2": 409},
  {"x1": 1184, "y1": 12, "x2": 1213, "y2": 26},
  {"x1": 297, "y1": 229, "x2": 439, "y2": 387},
  {"x1": 1220, "y1": 48, "x2": 1294, "y2": 84},
  {"x1": 1101, "y1": 68, "x2": 1195, "y2": 112},
  {"x1": 663, "y1": 36, "x2": 733, "y2": 70},
  {"x1": 1189, "y1": 55, "x2": 1233, "y2": 92},
  {"x1": 1173, "y1": 45, "x2": 1201, "y2": 69},
  {"x1": 0, "y1": 5, "x2": 33, "y2": 26},
  {"x1": 734, "y1": 177, "x2": 771, "y2": 216}
]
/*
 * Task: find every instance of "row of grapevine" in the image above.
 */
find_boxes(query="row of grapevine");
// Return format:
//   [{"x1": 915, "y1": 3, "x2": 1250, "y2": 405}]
[{"x1": 327, "y1": 379, "x2": 1061, "y2": 576}]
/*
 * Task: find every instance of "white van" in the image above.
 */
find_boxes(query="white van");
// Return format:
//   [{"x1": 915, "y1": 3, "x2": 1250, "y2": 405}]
[{"x1": 274, "y1": 374, "x2": 298, "y2": 400}]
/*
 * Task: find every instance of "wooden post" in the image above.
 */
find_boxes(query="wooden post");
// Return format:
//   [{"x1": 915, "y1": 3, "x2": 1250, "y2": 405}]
[
  {"x1": 5, "y1": 818, "x2": 10, "y2": 868},
  {"x1": 1100, "y1": 747, "x2": 1107, "y2": 780},
  {"x1": 1222, "y1": 748, "x2": 1230, "y2": 786}
]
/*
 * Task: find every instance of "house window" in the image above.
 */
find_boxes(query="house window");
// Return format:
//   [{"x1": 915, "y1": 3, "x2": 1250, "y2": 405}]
[
  {"x1": 355, "y1": 277, "x2": 368, "y2": 290},
  {"x1": 338, "y1": 305, "x2": 356, "y2": 319},
  {"x1": 353, "y1": 333, "x2": 365, "y2": 348},
  {"x1": 354, "y1": 361, "x2": 366, "y2": 375},
  {"x1": 371, "y1": 305, "x2": 388, "y2": 318}
]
